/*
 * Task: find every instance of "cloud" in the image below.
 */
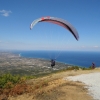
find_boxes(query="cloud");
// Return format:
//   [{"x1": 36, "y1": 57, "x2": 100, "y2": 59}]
[
  {"x1": 93, "y1": 46, "x2": 99, "y2": 48},
  {"x1": 0, "y1": 10, "x2": 12, "y2": 17},
  {"x1": 81, "y1": 46, "x2": 85, "y2": 48}
]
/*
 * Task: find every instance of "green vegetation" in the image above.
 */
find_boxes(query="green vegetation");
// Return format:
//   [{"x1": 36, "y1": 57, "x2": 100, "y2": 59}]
[
  {"x1": 81, "y1": 66, "x2": 94, "y2": 70},
  {"x1": 0, "y1": 73, "x2": 35, "y2": 89},
  {"x1": 67, "y1": 66, "x2": 80, "y2": 70}
]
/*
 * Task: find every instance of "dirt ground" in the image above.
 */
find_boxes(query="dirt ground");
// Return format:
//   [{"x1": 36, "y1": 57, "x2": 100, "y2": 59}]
[{"x1": 8, "y1": 68, "x2": 100, "y2": 100}]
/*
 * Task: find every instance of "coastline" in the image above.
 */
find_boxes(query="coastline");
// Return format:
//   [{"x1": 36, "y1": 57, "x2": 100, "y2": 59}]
[{"x1": 11, "y1": 50, "x2": 100, "y2": 67}]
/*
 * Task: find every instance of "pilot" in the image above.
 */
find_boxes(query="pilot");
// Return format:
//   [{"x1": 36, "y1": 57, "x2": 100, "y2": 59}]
[{"x1": 51, "y1": 59, "x2": 55, "y2": 68}]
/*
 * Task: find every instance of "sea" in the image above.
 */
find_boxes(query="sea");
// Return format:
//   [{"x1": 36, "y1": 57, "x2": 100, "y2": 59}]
[{"x1": 12, "y1": 50, "x2": 100, "y2": 68}]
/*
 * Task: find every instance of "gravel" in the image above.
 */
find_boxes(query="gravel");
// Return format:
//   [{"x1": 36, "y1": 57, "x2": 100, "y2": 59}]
[{"x1": 65, "y1": 72, "x2": 100, "y2": 100}]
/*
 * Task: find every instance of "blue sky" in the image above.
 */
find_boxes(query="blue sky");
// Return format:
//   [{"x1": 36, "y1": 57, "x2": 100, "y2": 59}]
[{"x1": 0, "y1": 0, "x2": 100, "y2": 51}]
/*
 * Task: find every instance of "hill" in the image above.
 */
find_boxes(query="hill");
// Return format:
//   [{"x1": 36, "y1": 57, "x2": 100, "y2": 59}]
[
  {"x1": 0, "y1": 52, "x2": 100, "y2": 100},
  {"x1": 1, "y1": 68, "x2": 100, "y2": 100}
]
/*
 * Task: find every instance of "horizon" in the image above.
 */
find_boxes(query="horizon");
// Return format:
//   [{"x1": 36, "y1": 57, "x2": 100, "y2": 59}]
[{"x1": 0, "y1": 49, "x2": 100, "y2": 53}]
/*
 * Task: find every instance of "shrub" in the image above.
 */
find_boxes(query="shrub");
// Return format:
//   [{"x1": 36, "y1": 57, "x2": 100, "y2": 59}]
[
  {"x1": 0, "y1": 73, "x2": 35, "y2": 89},
  {"x1": 67, "y1": 66, "x2": 79, "y2": 70}
]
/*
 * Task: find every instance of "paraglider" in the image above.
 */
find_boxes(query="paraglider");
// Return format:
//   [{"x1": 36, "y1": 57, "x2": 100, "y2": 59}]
[
  {"x1": 30, "y1": 16, "x2": 79, "y2": 68},
  {"x1": 51, "y1": 59, "x2": 55, "y2": 68},
  {"x1": 30, "y1": 16, "x2": 79, "y2": 40}
]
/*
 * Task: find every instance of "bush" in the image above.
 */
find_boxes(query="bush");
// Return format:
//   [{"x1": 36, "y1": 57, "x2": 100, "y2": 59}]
[
  {"x1": 0, "y1": 73, "x2": 35, "y2": 89},
  {"x1": 0, "y1": 73, "x2": 20, "y2": 88},
  {"x1": 67, "y1": 66, "x2": 79, "y2": 70}
]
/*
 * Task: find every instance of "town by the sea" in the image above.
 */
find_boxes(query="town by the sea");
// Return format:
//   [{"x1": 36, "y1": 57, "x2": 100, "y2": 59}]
[{"x1": 12, "y1": 50, "x2": 100, "y2": 68}]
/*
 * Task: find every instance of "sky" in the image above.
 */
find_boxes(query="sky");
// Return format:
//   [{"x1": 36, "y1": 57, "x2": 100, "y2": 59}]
[{"x1": 0, "y1": 0, "x2": 100, "y2": 51}]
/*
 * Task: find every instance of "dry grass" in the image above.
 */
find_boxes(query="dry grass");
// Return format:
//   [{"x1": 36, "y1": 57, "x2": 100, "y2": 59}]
[{"x1": 5, "y1": 68, "x2": 100, "y2": 100}]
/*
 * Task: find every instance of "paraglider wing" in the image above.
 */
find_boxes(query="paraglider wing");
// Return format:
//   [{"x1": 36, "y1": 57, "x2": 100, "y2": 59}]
[{"x1": 30, "y1": 17, "x2": 79, "y2": 40}]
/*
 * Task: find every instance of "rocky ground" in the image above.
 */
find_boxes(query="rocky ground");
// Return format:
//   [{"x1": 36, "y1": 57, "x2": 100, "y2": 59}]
[{"x1": 7, "y1": 69, "x2": 100, "y2": 100}]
